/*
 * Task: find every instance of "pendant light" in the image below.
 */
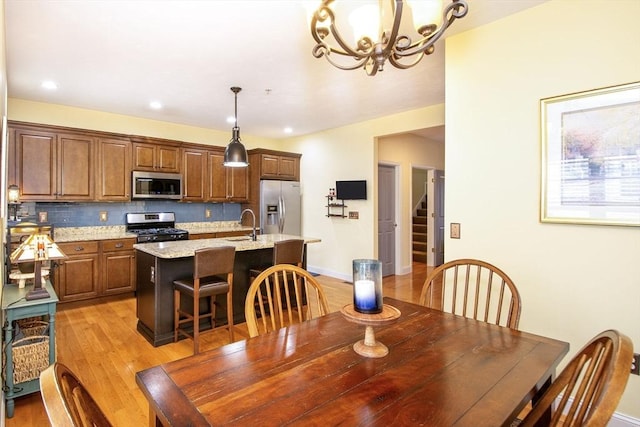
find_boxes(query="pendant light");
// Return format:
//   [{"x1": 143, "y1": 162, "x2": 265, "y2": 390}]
[{"x1": 223, "y1": 86, "x2": 249, "y2": 167}]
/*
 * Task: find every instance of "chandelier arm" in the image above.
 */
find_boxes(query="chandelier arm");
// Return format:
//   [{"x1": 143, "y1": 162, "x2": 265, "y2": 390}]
[
  {"x1": 311, "y1": 1, "x2": 370, "y2": 59},
  {"x1": 377, "y1": 0, "x2": 404, "y2": 59},
  {"x1": 392, "y1": 0, "x2": 468, "y2": 58},
  {"x1": 323, "y1": 51, "x2": 371, "y2": 71}
]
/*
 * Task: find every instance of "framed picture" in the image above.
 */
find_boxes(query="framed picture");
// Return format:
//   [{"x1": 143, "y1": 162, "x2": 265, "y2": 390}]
[{"x1": 540, "y1": 82, "x2": 640, "y2": 226}]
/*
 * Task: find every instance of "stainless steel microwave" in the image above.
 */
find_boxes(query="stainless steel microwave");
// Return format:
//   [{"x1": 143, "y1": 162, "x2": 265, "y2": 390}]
[{"x1": 132, "y1": 171, "x2": 182, "y2": 200}]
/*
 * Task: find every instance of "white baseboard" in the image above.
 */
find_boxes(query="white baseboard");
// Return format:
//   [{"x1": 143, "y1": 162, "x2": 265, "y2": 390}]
[{"x1": 609, "y1": 412, "x2": 640, "y2": 427}]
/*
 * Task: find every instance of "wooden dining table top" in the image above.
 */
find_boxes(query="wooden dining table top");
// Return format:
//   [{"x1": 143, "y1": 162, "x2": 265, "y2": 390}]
[{"x1": 135, "y1": 298, "x2": 569, "y2": 427}]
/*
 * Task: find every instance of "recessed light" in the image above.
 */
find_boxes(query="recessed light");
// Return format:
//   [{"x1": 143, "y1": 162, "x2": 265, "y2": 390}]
[
  {"x1": 226, "y1": 116, "x2": 236, "y2": 124},
  {"x1": 284, "y1": 127, "x2": 293, "y2": 134},
  {"x1": 149, "y1": 101, "x2": 163, "y2": 110},
  {"x1": 41, "y1": 80, "x2": 58, "y2": 90}
]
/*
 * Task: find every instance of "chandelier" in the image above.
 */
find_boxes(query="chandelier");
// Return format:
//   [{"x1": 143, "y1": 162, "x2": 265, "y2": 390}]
[{"x1": 310, "y1": 0, "x2": 468, "y2": 76}]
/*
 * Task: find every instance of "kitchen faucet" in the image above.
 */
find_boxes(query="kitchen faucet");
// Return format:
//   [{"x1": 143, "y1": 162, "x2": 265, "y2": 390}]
[{"x1": 240, "y1": 208, "x2": 257, "y2": 241}]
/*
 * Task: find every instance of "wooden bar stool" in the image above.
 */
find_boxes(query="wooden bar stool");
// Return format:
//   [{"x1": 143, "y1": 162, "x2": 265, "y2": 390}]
[
  {"x1": 173, "y1": 246, "x2": 235, "y2": 354},
  {"x1": 249, "y1": 239, "x2": 304, "y2": 283}
]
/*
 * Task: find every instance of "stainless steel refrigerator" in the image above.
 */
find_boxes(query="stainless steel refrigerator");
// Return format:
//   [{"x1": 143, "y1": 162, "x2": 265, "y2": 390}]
[{"x1": 260, "y1": 180, "x2": 301, "y2": 235}]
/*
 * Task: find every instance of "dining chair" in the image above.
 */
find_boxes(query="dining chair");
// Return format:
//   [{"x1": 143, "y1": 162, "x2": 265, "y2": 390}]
[
  {"x1": 245, "y1": 264, "x2": 329, "y2": 337},
  {"x1": 418, "y1": 258, "x2": 522, "y2": 329},
  {"x1": 173, "y1": 246, "x2": 236, "y2": 354},
  {"x1": 520, "y1": 329, "x2": 633, "y2": 427},
  {"x1": 40, "y1": 362, "x2": 113, "y2": 427},
  {"x1": 248, "y1": 239, "x2": 304, "y2": 282}
]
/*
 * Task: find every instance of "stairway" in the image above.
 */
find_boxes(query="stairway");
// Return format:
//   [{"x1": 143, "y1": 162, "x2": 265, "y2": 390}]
[{"x1": 412, "y1": 198, "x2": 428, "y2": 263}]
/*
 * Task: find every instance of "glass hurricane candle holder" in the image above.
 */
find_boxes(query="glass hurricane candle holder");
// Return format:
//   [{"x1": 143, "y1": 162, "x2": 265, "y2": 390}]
[{"x1": 352, "y1": 259, "x2": 383, "y2": 314}]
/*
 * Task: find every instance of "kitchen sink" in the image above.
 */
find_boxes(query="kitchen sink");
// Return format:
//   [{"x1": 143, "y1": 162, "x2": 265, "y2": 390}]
[{"x1": 225, "y1": 236, "x2": 252, "y2": 241}]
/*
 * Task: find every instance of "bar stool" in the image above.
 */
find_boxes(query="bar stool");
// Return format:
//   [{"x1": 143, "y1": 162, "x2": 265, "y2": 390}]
[
  {"x1": 173, "y1": 246, "x2": 235, "y2": 354},
  {"x1": 249, "y1": 239, "x2": 304, "y2": 283}
]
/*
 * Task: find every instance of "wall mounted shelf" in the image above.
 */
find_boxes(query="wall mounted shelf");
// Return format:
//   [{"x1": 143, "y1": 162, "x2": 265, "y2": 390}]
[{"x1": 326, "y1": 196, "x2": 347, "y2": 218}]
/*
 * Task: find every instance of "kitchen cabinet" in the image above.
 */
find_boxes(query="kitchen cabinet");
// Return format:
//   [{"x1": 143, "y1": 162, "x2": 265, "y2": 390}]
[
  {"x1": 11, "y1": 127, "x2": 95, "y2": 201},
  {"x1": 96, "y1": 137, "x2": 131, "y2": 201},
  {"x1": 249, "y1": 149, "x2": 300, "y2": 181},
  {"x1": 208, "y1": 150, "x2": 249, "y2": 202},
  {"x1": 55, "y1": 239, "x2": 137, "y2": 302},
  {"x1": 132, "y1": 140, "x2": 180, "y2": 173},
  {"x1": 54, "y1": 241, "x2": 100, "y2": 302},
  {"x1": 101, "y1": 238, "x2": 136, "y2": 295},
  {"x1": 188, "y1": 230, "x2": 250, "y2": 240},
  {"x1": 182, "y1": 146, "x2": 208, "y2": 201}
]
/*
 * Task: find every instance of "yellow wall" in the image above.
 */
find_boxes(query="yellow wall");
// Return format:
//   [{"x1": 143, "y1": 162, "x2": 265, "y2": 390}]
[
  {"x1": 445, "y1": 0, "x2": 640, "y2": 417},
  {"x1": 8, "y1": 98, "x2": 278, "y2": 149}
]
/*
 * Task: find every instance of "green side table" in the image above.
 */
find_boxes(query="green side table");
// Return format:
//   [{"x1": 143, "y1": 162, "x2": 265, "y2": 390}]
[{"x1": 2, "y1": 280, "x2": 58, "y2": 418}]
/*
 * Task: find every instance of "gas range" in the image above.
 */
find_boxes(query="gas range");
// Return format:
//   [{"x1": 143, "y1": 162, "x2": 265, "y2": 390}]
[{"x1": 125, "y1": 212, "x2": 189, "y2": 243}]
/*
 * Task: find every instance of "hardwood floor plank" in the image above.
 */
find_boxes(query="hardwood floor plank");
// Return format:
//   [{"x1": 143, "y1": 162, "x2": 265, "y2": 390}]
[{"x1": 4, "y1": 263, "x2": 430, "y2": 426}]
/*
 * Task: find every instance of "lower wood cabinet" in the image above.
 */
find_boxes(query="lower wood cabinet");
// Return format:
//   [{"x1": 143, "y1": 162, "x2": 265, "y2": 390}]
[
  {"x1": 54, "y1": 238, "x2": 136, "y2": 302},
  {"x1": 101, "y1": 239, "x2": 136, "y2": 296},
  {"x1": 55, "y1": 241, "x2": 100, "y2": 302}
]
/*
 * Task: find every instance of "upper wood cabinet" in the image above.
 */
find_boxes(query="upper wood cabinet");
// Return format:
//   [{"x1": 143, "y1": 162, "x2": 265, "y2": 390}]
[
  {"x1": 182, "y1": 146, "x2": 208, "y2": 201},
  {"x1": 249, "y1": 149, "x2": 301, "y2": 181},
  {"x1": 208, "y1": 150, "x2": 249, "y2": 202},
  {"x1": 132, "y1": 141, "x2": 180, "y2": 173},
  {"x1": 11, "y1": 127, "x2": 95, "y2": 201},
  {"x1": 97, "y1": 138, "x2": 131, "y2": 201}
]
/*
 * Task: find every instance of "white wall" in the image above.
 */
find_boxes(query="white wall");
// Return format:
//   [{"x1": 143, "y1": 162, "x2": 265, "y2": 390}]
[
  {"x1": 286, "y1": 105, "x2": 445, "y2": 280},
  {"x1": 445, "y1": 0, "x2": 640, "y2": 418}
]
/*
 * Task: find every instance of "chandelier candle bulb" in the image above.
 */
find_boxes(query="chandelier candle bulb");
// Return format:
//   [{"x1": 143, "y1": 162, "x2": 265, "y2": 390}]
[{"x1": 352, "y1": 259, "x2": 383, "y2": 314}]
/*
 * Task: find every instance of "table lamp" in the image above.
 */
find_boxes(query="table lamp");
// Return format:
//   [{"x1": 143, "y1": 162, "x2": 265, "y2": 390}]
[{"x1": 10, "y1": 233, "x2": 67, "y2": 300}]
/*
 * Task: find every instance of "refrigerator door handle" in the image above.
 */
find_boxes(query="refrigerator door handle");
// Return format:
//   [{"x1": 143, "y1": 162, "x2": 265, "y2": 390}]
[{"x1": 279, "y1": 196, "x2": 285, "y2": 233}]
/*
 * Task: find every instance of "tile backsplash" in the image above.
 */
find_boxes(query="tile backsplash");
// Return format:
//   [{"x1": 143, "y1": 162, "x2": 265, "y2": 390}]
[{"x1": 16, "y1": 201, "x2": 242, "y2": 228}]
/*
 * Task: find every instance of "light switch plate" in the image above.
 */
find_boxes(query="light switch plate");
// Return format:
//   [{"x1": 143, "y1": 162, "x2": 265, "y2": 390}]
[
  {"x1": 38, "y1": 211, "x2": 48, "y2": 223},
  {"x1": 349, "y1": 211, "x2": 359, "y2": 219},
  {"x1": 99, "y1": 211, "x2": 108, "y2": 222},
  {"x1": 205, "y1": 209, "x2": 212, "y2": 219},
  {"x1": 451, "y1": 223, "x2": 461, "y2": 239}
]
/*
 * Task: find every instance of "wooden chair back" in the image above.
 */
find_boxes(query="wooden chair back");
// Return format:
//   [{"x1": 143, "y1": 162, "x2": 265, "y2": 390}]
[
  {"x1": 245, "y1": 264, "x2": 329, "y2": 337},
  {"x1": 40, "y1": 362, "x2": 113, "y2": 427},
  {"x1": 194, "y1": 246, "x2": 236, "y2": 283},
  {"x1": 273, "y1": 239, "x2": 304, "y2": 266},
  {"x1": 520, "y1": 329, "x2": 634, "y2": 427},
  {"x1": 419, "y1": 258, "x2": 521, "y2": 329}
]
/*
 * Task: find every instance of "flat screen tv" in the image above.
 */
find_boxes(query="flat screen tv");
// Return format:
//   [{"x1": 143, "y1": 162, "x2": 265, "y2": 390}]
[{"x1": 336, "y1": 180, "x2": 367, "y2": 200}]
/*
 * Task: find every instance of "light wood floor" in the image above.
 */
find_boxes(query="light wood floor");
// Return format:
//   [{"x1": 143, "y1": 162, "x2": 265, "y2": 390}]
[{"x1": 5, "y1": 263, "x2": 430, "y2": 426}]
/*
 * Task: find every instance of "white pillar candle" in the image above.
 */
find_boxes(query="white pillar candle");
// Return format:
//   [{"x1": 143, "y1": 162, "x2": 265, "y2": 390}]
[{"x1": 354, "y1": 279, "x2": 377, "y2": 311}]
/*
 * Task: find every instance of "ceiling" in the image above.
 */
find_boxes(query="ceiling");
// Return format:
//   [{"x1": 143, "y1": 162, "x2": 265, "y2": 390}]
[{"x1": 4, "y1": 1, "x2": 547, "y2": 141}]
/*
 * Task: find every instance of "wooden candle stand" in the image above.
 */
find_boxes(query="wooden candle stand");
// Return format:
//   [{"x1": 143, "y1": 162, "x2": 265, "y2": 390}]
[{"x1": 341, "y1": 304, "x2": 401, "y2": 358}]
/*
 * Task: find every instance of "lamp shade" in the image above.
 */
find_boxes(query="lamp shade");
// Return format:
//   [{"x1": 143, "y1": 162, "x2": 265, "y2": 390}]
[
  {"x1": 8, "y1": 184, "x2": 20, "y2": 203},
  {"x1": 223, "y1": 127, "x2": 249, "y2": 167}
]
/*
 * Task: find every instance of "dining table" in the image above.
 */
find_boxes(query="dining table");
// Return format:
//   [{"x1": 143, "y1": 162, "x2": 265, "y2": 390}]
[{"x1": 136, "y1": 297, "x2": 569, "y2": 427}]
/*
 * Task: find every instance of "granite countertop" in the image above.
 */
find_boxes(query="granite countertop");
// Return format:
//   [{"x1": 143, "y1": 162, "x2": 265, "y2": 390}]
[
  {"x1": 133, "y1": 234, "x2": 321, "y2": 259},
  {"x1": 52, "y1": 222, "x2": 254, "y2": 243}
]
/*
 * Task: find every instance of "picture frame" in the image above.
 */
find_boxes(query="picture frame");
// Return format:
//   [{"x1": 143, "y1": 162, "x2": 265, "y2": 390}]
[{"x1": 540, "y1": 82, "x2": 640, "y2": 226}]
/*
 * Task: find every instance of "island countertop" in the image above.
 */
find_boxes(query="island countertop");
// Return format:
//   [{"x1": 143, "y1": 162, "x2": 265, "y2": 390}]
[{"x1": 133, "y1": 233, "x2": 321, "y2": 259}]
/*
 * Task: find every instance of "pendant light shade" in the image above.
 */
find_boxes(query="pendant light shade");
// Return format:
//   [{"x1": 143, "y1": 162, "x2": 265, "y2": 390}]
[{"x1": 224, "y1": 87, "x2": 249, "y2": 167}]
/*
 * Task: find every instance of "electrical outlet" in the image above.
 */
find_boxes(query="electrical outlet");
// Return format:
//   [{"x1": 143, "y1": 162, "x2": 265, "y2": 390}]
[
  {"x1": 450, "y1": 223, "x2": 461, "y2": 239},
  {"x1": 99, "y1": 211, "x2": 108, "y2": 222},
  {"x1": 205, "y1": 209, "x2": 212, "y2": 219},
  {"x1": 632, "y1": 353, "x2": 640, "y2": 375},
  {"x1": 349, "y1": 211, "x2": 359, "y2": 219},
  {"x1": 38, "y1": 211, "x2": 48, "y2": 223}
]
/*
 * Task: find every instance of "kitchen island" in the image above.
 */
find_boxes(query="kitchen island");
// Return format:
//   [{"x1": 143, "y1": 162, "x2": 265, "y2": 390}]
[{"x1": 134, "y1": 234, "x2": 320, "y2": 346}]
